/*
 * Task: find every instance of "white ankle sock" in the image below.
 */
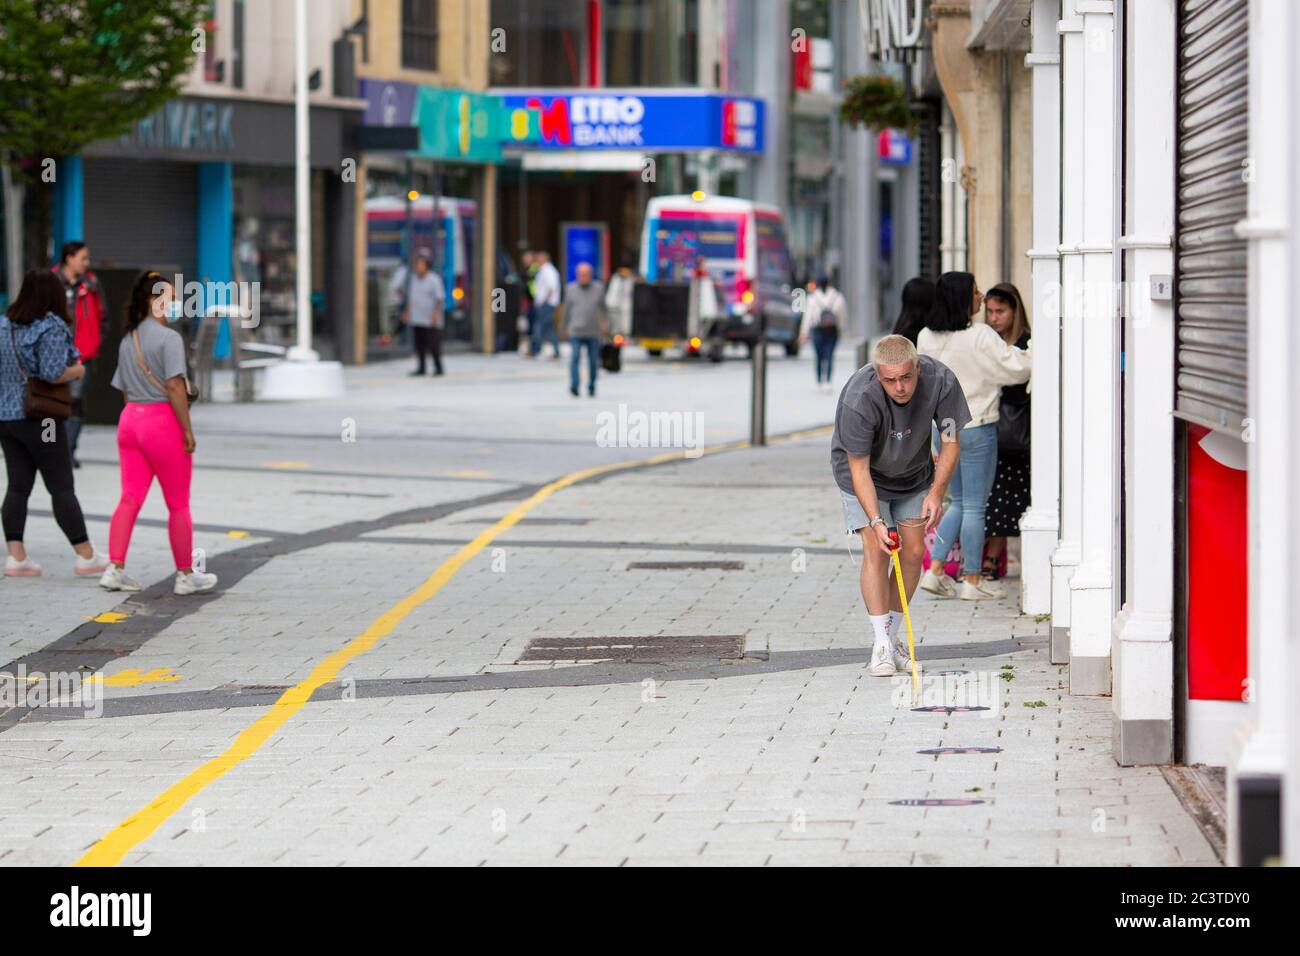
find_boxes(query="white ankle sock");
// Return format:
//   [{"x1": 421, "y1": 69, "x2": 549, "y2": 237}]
[
  {"x1": 887, "y1": 611, "x2": 902, "y2": 643},
  {"x1": 869, "y1": 614, "x2": 891, "y2": 651}
]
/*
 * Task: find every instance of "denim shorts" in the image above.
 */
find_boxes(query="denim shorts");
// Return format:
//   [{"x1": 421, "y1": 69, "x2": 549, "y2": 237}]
[{"x1": 840, "y1": 487, "x2": 927, "y2": 534}]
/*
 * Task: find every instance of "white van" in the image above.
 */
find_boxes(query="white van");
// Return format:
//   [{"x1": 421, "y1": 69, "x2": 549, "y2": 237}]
[{"x1": 637, "y1": 194, "x2": 800, "y2": 358}]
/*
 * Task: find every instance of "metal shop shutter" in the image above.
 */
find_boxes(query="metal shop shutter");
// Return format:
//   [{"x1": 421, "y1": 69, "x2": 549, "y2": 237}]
[
  {"x1": 1175, "y1": 0, "x2": 1249, "y2": 434},
  {"x1": 83, "y1": 158, "x2": 197, "y2": 277}
]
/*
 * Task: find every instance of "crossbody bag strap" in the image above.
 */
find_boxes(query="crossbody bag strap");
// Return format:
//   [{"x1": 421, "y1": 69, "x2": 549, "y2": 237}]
[{"x1": 132, "y1": 329, "x2": 169, "y2": 395}]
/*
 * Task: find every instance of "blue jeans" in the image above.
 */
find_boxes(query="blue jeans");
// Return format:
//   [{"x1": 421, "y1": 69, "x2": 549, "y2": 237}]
[
  {"x1": 570, "y1": 336, "x2": 599, "y2": 393},
  {"x1": 929, "y1": 422, "x2": 998, "y2": 576},
  {"x1": 811, "y1": 327, "x2": 838, "y2": 382},
  {"x1": 531, "y1": 304, "x2": 560, "y2": 356}
]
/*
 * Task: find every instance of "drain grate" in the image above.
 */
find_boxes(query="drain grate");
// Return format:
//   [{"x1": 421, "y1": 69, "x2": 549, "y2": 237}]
[
  {"x1": 520, "y1": 635, "x2": 746, "y2": 662},
  {"x1": 626, "y1": 560, "x2": 744, "y2": 571}
]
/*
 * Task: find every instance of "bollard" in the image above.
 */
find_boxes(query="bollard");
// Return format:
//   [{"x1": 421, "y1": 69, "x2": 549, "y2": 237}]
[
  {"x1": 857, "y1": 338, "x2": 871, "y2": 371},
  {"x1": 750, "y1": 335, "x2": 767, "y2": 446}
]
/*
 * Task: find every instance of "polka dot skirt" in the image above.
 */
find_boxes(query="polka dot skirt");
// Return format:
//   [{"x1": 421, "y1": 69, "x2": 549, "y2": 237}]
[{"x1": 985, "y1": 453, "x2": 1030, "y2": 538}]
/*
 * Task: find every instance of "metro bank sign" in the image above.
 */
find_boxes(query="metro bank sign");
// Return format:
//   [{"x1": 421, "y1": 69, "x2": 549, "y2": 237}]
[{"x1": 500, "y1": 91, "x2": 764, "y2": 153}]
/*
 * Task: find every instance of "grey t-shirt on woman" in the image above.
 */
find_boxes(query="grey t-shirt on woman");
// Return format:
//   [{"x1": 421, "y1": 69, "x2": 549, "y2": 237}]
[{"x1": 111, "y1": 320, "x2": 187, "y2": 404}]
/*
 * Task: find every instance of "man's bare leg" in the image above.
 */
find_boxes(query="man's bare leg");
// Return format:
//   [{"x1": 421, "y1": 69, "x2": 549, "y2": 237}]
[
  {"x1": 857, "y1": 528, "x2": 891, "y2": 615},
  {"x1": 888, "y1": 523, "x2": 928, "y2": 612}
]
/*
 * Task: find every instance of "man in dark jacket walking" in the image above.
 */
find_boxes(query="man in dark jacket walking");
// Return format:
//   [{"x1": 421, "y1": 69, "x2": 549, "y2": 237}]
[{"x1": 53, "y1": 242, "x2": 105, "y2": 467}]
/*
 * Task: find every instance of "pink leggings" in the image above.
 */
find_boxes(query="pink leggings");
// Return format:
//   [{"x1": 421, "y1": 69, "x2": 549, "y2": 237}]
[{"x1": 109, "y1": 402, "x2": 193, "y2": 570}]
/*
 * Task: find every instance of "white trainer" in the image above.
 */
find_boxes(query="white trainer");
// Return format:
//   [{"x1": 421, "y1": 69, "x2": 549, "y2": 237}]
[
  {"x1": 74, "y1": 551, "x2": 110, "y2": 577},
  {"x1": 959, "y1": 578, "x2": 1002, "y2": 601},
  {"x1": 919, "y1": 567, "x2": 957, "y2": 597},
  {"x1": 892, "y1": 642, "x2": 922, "y2": 674},
  {"x1": 99, "y1": 566, "x2": 142, "y2": 592},
  {"x1": 4, "y1": 555, "x2": 42, "y2": 577},
  {"x1": 174, "y1": 570, "x2": 218, "y2": 595},
  {"x1": 870, "y1": 643, "x2": 896, "y2": 677}
]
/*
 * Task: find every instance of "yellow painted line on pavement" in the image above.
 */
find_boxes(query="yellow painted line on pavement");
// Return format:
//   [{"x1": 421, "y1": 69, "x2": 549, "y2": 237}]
[
  {"x1": 263, "y1": 460, "x2": 311, "y2": 470},
  {"x1": 75, "y1": 431, "x2": 801, "y2": 867},
  {"x1": 90, "y1": 612, "x2": 130, "y2": 624},
  {"x1": 226, "y1": 530, "x2": 250, "y2": 539},
  {"x1": 89, "y1": 668, "x2": 183, "y2": 688}
]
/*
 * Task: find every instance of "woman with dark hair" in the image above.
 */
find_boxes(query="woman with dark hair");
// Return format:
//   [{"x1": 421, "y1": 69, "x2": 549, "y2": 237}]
[
  {"x1": 0, "y1": 270, "x2": 107, "y2": 577},
  {"x1": 916, "y1": 271, "x2": 1032, "y2": 600},
  {"x1": 891, "y1": 276, "x2": 935, "y2": 345},
  {"x1": 99, "y1": 271, "x2": 216, "y2": 596},
  {"x1": 981, "y1": 283, "x2": 1032, "y2": 579}
]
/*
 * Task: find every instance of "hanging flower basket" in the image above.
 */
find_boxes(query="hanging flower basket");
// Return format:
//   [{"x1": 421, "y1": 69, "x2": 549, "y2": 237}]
[{"x1": 838, "y1": 74, "x2": 919, "y2": 135}]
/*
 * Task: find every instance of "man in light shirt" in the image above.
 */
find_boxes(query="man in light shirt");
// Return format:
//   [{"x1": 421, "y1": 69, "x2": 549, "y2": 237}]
[
  {"x1": 400, "y1": 253, "x2": 446, "y2": 376},
  {"x1": 530, "y1": 251, "x2": 562, "y2": 359}
]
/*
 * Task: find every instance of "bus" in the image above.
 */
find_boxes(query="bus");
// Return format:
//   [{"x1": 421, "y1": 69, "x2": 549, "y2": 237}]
[{"x1": 637, "y1": 194, "x2": 800, "y2": 360}]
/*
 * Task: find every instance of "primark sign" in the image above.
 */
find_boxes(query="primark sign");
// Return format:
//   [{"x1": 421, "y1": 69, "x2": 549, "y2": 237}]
[{"x1": 119, "y1": 99, "x2": 235, "y2": 153}]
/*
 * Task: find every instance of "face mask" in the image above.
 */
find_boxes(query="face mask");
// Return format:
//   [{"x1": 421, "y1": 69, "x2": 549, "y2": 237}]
[{"x1": 165, "y1": 300, "x2": 183, "y2": 323}]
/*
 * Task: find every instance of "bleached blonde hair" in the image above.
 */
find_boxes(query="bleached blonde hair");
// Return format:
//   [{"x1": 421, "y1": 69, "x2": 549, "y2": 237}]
[{"x1": 871, "y1": 333, "x2": 919, "y2": 370}]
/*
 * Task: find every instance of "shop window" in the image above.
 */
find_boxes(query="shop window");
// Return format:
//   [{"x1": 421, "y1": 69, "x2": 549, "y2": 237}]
[
  {"x1": 604, "y1": 0, "x2": 698, "y2": 87},
  {"x1": 401, "y1": 0, "x2": 439, "y2": 72},
  {"x1": 488, "y1": 0, "x2": 587, "y2": 86}
]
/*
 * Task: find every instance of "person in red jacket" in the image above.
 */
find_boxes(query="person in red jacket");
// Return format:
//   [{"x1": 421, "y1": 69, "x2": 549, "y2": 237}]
[{"x1": 53, "y1": 242, "x2": 106, "y2": 467}]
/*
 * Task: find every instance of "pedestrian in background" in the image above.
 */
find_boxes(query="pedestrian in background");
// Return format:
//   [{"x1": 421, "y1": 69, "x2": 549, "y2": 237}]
[
  {"x1": 891, "y1": 276, "x2": 936, "y2": 345},
  {"x1": 53, "y1": 241, "x2": 106, "y2": 468},
  {"x1": 400, "y1": 252, "x2": 446, "y2": 376},
  {"x1": 100, "y1": 271, "x2": 215, "y2": 596},
  {"x1": 981, "y1": 282, "x2": 1032, "y2": 580},
  {"x1": 564, "y1": 262, "x2": 607, "y2": 397},
  {"x1": 520, "y1": 249, "x2": 537, "y2": 356},
  {"x1": 800, "y1": 273, "x2": 847, "y2": 390},
  {"x1": 604, "y1": 254, "x2": 636, "y2": 339},
  {"x1": 917, "y1": 271, "x2": 1032, "y2": 601},
  {"x1": 0, "y1": 270, "x2": 107, "y2": 578},
  {"x1": 530, "y1": 250, "x2": 562, "y2": 359}
]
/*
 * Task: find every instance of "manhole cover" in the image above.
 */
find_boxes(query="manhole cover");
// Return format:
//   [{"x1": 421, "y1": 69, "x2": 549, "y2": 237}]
[
  {"x1": 520, "y1": 635, "x2": 746, "y2": 662},
  {"x1": 626, "y1": 560, "x2": 744, "y2": 571},
  {"x1": 917, "y1": 747, "x2": 1003, "y2": 755},
  {"x1": 911, "y1": 706, "x2": 990, "y2": 713},
  {"x1": 889, "y1": 798, "x2": 986, "y2": 807}
]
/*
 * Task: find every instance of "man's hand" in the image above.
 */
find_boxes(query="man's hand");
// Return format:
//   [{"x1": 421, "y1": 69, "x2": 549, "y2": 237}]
[
  {"x1": 921, "y1": 489, "x2": 945, "y2": 533},
  {"x1": 873, "y1": 522, "x2": 895, "y2": 554}
]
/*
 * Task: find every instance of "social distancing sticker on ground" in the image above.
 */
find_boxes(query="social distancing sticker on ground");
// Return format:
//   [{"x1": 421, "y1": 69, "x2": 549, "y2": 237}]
[
  {"x1": 911, "y1": 705, "x2": 990, "y2": 713},
  {"x1": 918, "y1": 747, "x2": 1003, "y2": 755},
  {"x1": 889, "y1": 799, "x2": 986, "y2": 807}
]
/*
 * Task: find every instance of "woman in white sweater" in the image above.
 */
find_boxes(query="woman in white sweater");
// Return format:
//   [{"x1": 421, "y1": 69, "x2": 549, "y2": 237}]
[{"x1": 916, "y1": 271, "x2": 1032, "y2": 600}]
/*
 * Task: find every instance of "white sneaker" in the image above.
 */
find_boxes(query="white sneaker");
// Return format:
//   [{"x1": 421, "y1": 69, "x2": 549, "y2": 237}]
[
  {"x1": 919, "y1": 567, "x2": 957, "y2": 598},
  {"x1": 99, "y1": 566, "x2": 142, "y2": 592},
  {"x1": 174, "y1": 570, "x2": 218, "y2": 595},
  {"x1": 74, "y1": 551, "x2": 110, "y2": 577},
  {"x1": 4, "y1": 555, "x2": 42, "y2": 577},
  {"x1": 892, "y1": 642, "x2": 922, "y2": 674},
  {"x1": 869, "y1": 643, "x2": 896, "y2": 677},
  {"x1": 959, "y1": 578, "x2": 1002, "y2": 601}
]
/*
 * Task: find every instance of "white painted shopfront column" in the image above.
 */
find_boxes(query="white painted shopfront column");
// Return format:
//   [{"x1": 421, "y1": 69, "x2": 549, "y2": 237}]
[
  {"x1": 1019, "y1": 0, "x2": 1061, "y2": 617},
  {"x1": 1064, "y1": 0, "x2": 1117, "y2": 695},
  {"x1": 1287, "y1": 0, "x2": 1300, "y2": 868},
  {"x1": 1228, "y1": 0, "x2": 1290, "y2": 866},
  {"x1": 1111, "y1": 0, "x2": 1175, "y2": 764},
  {"x1": 1051, "y1": 0, "x2": 1084, "y2": 665}
]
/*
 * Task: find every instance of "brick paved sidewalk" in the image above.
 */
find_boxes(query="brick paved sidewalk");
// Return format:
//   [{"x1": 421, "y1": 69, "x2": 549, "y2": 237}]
[{"x1": 0, "y1": 428, "x2": 1216, "y2": 866}]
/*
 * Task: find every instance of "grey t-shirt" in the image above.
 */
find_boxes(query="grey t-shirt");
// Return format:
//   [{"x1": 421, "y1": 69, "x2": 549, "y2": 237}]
[
  {"x1": 564, "y1": 280, "x2": 606, "y2": 338},
  {"x1": 406, "y1": 271, "x2": 445, "y2": 328},
  {"x1": 111, "y1": 320, "x2": 187, "y2": 403},
  {"x1": 831, "y1": 355, "x2": 972, "y2": 497}
]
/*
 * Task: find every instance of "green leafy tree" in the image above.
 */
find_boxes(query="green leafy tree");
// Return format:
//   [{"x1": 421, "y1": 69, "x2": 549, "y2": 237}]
[{"x1": 0, "y1": 0, "x2": 207, "y2": 271}]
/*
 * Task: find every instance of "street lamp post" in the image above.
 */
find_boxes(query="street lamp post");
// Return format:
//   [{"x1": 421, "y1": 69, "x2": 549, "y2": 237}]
[{"x1": 259, "y1": 0, "x2": 345, "y2": 399}]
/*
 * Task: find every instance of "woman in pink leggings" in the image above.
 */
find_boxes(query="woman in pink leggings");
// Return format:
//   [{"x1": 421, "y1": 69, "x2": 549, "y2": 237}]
[{"x1": 100, "y1": 271, "x2": 216, "y2": 596}]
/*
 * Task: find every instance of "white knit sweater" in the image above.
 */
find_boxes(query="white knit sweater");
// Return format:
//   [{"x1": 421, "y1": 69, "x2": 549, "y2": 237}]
[{"x1": 917, "y1": 323, "x2": 1032, "y2": 427}]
